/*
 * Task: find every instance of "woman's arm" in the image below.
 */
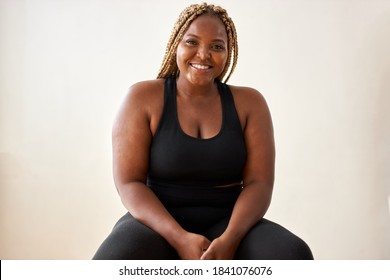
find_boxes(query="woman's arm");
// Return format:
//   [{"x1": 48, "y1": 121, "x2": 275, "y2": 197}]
[
  {"x1": 113, "y1": 81, "x2": 210, "y2": 259},
  {"x1": 201, "y1": 87, "x2": 275, "y2": 260}
]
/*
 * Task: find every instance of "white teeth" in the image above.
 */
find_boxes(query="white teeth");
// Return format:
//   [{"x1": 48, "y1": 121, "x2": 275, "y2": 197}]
[{"x1": 191, "y1": 64, "x2": 211, "y2": 70}]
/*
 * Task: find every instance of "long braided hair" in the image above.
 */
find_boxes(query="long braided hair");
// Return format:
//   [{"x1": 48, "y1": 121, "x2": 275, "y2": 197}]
[{"x1": 157, "y1": 2, "x2": 238, "y2": 83}]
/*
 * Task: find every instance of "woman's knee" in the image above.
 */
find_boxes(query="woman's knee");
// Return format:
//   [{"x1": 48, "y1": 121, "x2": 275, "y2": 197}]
[
  {"x1": 93, "y1": 213, "x2": 178, "y2": 260},
  {"x1": 236, "y1": 219, "x2": 313, "y2": 260}
]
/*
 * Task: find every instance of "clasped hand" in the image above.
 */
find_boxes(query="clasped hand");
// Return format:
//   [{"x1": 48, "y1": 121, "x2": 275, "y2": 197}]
[{"x1": 176, "y1": 232, "x2": 237, "y2": 260}]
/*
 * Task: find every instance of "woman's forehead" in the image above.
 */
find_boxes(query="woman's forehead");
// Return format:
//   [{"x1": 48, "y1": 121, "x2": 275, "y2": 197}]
[{"x1": 184, "y1": 14, "x2": 228, "y2": 40}]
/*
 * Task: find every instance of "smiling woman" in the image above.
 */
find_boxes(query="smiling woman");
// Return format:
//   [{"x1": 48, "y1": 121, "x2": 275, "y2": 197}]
[
  {"x1": 175, "y1": 15, "x2": 228, "y2": 86},
  {"x1": 157, "y1": 3, "x2": 238, "y2": 83},
  {"x1": 92, "y1": 2, "x2": 313, "y2": 260}
]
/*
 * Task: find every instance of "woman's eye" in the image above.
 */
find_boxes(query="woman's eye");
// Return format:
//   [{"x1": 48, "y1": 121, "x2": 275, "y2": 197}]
[
  {"x1": 212, "y1": 44, "x2": 225, "y2": 51},
  {"x1": 186, "y1": 40, "x2": 197, "y2": 45}
]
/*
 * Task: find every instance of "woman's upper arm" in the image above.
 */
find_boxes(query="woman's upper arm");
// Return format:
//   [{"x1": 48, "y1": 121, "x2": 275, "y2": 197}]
[
  {"x1": 112, "y1": 81, "x2": 162, "y2": 188},
  {"x1": 235, "y1": 87, "x2": 275, "y2": 187}
]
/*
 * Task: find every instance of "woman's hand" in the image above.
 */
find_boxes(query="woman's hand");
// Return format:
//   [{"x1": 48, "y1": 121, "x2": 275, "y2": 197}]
[
  {"x1": 200, "y1": 235, "x2": 240, "y2": 260},
  {"x1": 174, "y1": 231, "x2": 211, "y2": 260}
]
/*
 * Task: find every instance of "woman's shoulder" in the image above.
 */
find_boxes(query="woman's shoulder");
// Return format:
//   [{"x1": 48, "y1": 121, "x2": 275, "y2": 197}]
[
  {"x1": 126, "y1": 79, "x2": 165, "y2": 100},
  {"x1": 116, "y1": 79, "x2": 165, "y2": 123},
  {"x1": 121, "y1": 79, "x2": 164, "y2": 109},
  {"x1": 227, "y1": 84, "x2": 273, "y2": 135},
  {"x1": 227, "y1": 84, "x2": 269, "y2": 111}
]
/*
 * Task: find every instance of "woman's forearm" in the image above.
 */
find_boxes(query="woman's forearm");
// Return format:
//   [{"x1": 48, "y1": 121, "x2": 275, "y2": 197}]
[
  {"x1": 222, "y1": 183, "x2": 273, "y2": 243},
  {"x1": 118, "y1": 182, "x2": 212, "y2": 259},
  {"x1": 199, "y1": 183, "x2": 273, "y2": 260},
  {"x1": 117, "y1": 182, "x2": 186, "y2": 248}
]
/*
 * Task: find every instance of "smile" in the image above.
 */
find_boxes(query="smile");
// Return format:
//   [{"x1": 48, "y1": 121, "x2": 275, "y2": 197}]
[{"x1": 190, "y1": 63, "x2": 212, "y2": 70}]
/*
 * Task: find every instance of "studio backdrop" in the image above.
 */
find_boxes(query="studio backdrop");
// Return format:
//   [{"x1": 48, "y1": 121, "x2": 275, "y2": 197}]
[{"x1": 1, "y1": 0, "x2": 389, "y2": 259}]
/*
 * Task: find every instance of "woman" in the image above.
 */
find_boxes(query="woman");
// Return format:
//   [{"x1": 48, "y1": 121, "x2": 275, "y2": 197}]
[{"x1": 93, "y1": 3, "x2": 313, "y2": 260}]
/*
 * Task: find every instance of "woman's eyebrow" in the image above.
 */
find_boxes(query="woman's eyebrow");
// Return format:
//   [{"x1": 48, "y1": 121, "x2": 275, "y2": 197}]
[{"x1": 185, "y1": 33, "x2": 226, "y2": 43}]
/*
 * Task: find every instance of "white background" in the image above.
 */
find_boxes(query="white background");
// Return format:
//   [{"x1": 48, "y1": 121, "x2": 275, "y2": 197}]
[{"x1": 1, "y1": 0, "x2": 389, "y2": 259}]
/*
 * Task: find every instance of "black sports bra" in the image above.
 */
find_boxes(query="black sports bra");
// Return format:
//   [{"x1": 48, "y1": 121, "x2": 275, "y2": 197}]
[{"x1": 147, "y1": 77, "x2": 247, "y2": 188}]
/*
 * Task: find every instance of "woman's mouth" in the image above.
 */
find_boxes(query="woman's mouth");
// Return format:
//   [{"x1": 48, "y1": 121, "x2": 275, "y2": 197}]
[{"x1": 190, "y1": 63, "x2": 212, "y2": 70}]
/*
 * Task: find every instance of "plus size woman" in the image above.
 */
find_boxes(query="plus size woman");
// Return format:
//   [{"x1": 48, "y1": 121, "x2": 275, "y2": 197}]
[{"x1": 93, "y1": 3, "x2": 313, "y2": 260}]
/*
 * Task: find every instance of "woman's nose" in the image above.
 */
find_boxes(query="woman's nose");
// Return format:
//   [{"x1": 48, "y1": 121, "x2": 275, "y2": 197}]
[{"x1": 197, "y1": 46, "x2": 211, "y2": 60}]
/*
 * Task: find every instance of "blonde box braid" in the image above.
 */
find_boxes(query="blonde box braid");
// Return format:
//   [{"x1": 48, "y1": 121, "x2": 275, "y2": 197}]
[{"x1": 157, "y1": 2, "x2": 238, "y2": 83}]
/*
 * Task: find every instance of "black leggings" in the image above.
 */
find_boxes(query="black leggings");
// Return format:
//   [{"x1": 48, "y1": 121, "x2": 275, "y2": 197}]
[{"x1": 93, "y1": 212, "x2": 313, "y2": 260}]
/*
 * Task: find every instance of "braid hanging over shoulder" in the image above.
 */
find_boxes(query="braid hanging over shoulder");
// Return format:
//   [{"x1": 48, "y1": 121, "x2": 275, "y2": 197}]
[{"x1": 156, "y1": 2, "x2": 238, "y2": 83}]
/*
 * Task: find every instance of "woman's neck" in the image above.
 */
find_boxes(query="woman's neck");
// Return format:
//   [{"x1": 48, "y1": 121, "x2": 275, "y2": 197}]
[{"x1": 176, "y1": 75, "x2": 218, "y2": 98}]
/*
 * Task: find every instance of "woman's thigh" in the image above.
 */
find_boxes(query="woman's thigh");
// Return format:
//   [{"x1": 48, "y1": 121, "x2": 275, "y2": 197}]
[
  {"x1": 236, "y1": 219, "x2": 313, "y2": 260},
  {"x1": 205, "y1": 218, "x2": 313, "y2": 260},
  {"x1": 92, "y1": 213, "x2": 179, "y2": 260}
]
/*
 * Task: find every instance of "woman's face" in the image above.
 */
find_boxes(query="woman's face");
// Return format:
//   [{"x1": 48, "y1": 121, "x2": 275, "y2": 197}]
[{"x1": 176, "y1": 14, "x2": 228, "y2": 86}]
